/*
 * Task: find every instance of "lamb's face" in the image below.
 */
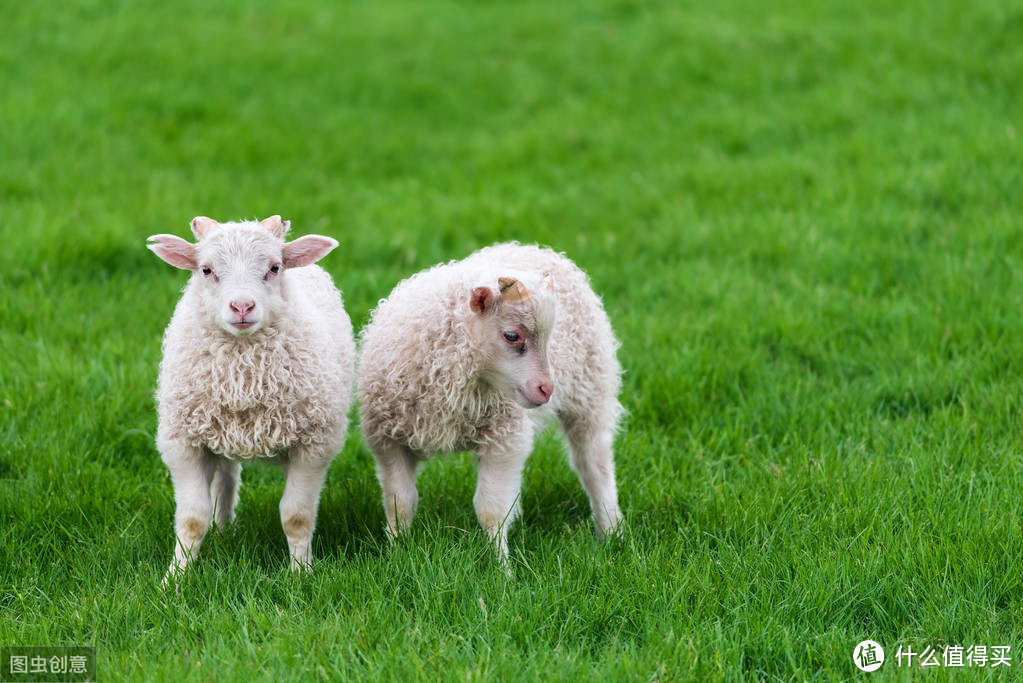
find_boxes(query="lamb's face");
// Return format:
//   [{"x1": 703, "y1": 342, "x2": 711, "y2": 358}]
[
  {"x1": 470, "y1": 273, "x2": 557, "y2": 408},
  {"x1": 195, "y1": 227, "x2": 286, "y2": 336},
  {"x1": 147, "y1": 215, "x2": 339, "y2": 338}
]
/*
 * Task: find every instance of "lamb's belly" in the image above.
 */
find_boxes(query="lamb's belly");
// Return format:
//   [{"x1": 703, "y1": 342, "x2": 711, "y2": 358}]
[
  {"x1": 186, "y1": 405, "x2": 314, "y2": 460},
  {"x1": 398, "y1": 407, "x2": 555, "y2": 457},
  {"x1": 390, "y1": 414, "x2": 471, "y2": 457},
  {"x1": 408, "y1": 435, "x2": 473, "y2": 460}
]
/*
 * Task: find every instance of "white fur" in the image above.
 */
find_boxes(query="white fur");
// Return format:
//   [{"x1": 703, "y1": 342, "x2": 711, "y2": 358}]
[
  {"x1": 358, "y1": 243, "x2": 624, "y2": 562},
  {"x1": 151, "y1": 217, "x2": 355, "y2": 580}
]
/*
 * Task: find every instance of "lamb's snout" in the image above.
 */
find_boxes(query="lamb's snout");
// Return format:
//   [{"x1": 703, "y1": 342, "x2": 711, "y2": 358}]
[
  {"x1": 521, "y1": 378, "x2": 554, "y2": 407},
  {"x1": 227, "y1": 298, "x2": 258, "y2": 332},
  {"x1": 229, "y1": 299, "x2": 256, "y2": 318}
]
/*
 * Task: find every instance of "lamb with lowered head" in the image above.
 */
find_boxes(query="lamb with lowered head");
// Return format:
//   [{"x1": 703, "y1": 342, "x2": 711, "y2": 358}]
[{"x1": 358, "y1": 243, "x2": 624, "y2": 562}]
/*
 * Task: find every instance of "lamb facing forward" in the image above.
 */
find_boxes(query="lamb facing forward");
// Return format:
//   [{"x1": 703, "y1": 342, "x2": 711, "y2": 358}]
[
  {"x1": 148, "y1": 215, "x2": 355, "y2": 579},
  {"x1": 358, "y1": 243, "x2": 624, "y2": 561}
]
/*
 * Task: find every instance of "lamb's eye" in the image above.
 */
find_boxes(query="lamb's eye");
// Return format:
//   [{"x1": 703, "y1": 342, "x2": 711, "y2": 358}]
[
  {"x1": 201, "y1": 266, "x2": 213, "y2": 276},
  {"x1": 503, "y1": 331, "x2": 520, "y2": 343},
  {"x1": 270, "y1": 264, "x2": 281, "y2": 274}
]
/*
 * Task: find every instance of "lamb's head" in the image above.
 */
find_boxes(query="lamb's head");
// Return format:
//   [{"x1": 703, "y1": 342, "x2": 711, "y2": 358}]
[
  {"x1": 148, "y1": 215, "x2": 337, "y2": 336},
  {"x1": 468, "y1": 271, "x2": 557, "y2": 408}
]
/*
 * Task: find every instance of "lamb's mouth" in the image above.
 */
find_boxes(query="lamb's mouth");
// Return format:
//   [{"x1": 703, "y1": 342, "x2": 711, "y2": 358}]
[
  {"x1": 230, "y1": 321, "x2": 258, "y2": 330},
  {"x1": 516, "y1": 387, "x2": 546, "y2": 408}
]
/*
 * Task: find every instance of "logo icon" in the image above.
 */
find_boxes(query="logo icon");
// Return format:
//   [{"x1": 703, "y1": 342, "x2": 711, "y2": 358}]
[{"x1": 854, "y1": 640, "x2": 885, "y2": 672}]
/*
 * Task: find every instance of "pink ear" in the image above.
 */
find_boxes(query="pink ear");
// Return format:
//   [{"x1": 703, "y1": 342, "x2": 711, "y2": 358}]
[
  {"x1": 281, "y1": 235, "x2": 338, "y2": 268},
  {"x1": 147, "y1": 234, "x2": 198, "y2": 270},
  {"x1": 470, "y1": 287, "x2": 495, "y2": 314}
]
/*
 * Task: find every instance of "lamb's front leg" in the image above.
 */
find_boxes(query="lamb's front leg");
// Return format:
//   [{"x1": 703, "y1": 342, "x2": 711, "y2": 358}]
[
  {"x1": 161, "y1": 441, "x2": 216, "y2": 583},
  {"x1": 279, "y1": 451, "x2": 332, "y2": 572},
  {"x1": 474, "y1": 429, "x2": 534, "y2": 565}
]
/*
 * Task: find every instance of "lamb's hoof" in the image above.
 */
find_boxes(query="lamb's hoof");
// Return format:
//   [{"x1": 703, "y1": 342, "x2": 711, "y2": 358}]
[
  {"x1": 213, "y1": 520, "x2": 236, "y2": 535},
  {"x1": 289, "y1": 558, "x2": 313, "y2": 573},
  {"x1": 597, "y1": 514, "x2": 625, "y2": 542},
  {"x1": 385, "y1": 521, "x2": 412, "y2": 542},
  {"x1": 161, "y1": 565, "x2": 184, "y2": 593},
  {"x1": 500, "y1": 561, "x2": 514, "y2": 579},
  {"x1": 492, "y1": 546, "x2": 514, "y2": 578}
]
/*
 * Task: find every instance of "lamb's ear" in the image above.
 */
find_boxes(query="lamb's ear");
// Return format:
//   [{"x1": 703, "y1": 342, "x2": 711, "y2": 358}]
[
  {"x1": 282, "y1": 235, "x2": 338, "y2": 268},
  {"x1": 147, "y1": 234, "x2": 198, "y2": 270},
  {"x1": 497, "y1": 277, "x2": 530, "y2": 304},
  {"x1": 470, "y1": 287, "x2": 496, "y2": 315},
  {"x1": 190, "y1": 216, "x2": 220, "y2": 240},
  {"x1": 260, "y1": 215, "x2": 291, "y2": 239}
]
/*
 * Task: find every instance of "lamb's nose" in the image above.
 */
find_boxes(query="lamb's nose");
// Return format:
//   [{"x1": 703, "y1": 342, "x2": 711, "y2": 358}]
[
  {"x1": 230, "y1": 300, "x2": 255, "y2": 317},
  {"x1": 538, "y1": 383, "x2": 553, "y2": 402}
]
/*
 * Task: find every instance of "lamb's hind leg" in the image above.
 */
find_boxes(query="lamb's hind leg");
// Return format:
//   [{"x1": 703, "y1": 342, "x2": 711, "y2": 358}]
[
  {"x1": 560, "y1": 413, "x2": 624, "y2": 539},
  {"x1": 369, "y1": 437, "x2": 420, "y2": 539},
  {"x1": 161, "y1": 441, "x2": 216, "y2": 583},
  {"x1": 279, "y1": 451, "x2": 332, "y2": 572},
  {"x1": 210, "y1": 458, "x2": 241, "y2": 532}
]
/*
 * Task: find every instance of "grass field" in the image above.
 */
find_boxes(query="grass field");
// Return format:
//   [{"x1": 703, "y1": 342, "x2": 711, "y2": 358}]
[{"x1": 2, "y1": 0, "x2": 1023, "y2": 679}]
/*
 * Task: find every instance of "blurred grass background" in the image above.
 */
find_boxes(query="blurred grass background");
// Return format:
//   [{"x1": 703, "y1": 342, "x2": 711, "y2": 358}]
[{"x1": 1, "y1": 0, "x2": 1022, "y2": 679}]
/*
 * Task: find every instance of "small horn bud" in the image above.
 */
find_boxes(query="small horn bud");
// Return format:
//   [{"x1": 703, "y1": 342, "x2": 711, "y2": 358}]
[
  {"x1": 190, "y1": 216, "x2": 221, "y2": 240},
  {"x1": 498, "y1": 277, "x2": 530, "y2": 304},
  {"x1": 260, "y1": 215, "x2": 291, "y2": 238}
]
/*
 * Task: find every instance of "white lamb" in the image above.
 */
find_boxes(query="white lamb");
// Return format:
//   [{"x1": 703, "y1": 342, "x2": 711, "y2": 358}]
[
  {"x1": 358, "y1": 243, "x2": 624, "y2": 561},
  {"x1": 148, "y1": 215, "x2": 355, "y2": 579}
]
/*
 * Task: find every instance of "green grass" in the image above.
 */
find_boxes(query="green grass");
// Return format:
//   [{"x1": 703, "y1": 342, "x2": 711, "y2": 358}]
[{"x1": 2, "y1": 0, "x2": 1023, "y2": 679}]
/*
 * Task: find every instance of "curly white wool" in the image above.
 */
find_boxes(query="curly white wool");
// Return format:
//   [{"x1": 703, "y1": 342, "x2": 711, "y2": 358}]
[{"x1": 158, "y1": 267, "x2": 353, "y2": 459}]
